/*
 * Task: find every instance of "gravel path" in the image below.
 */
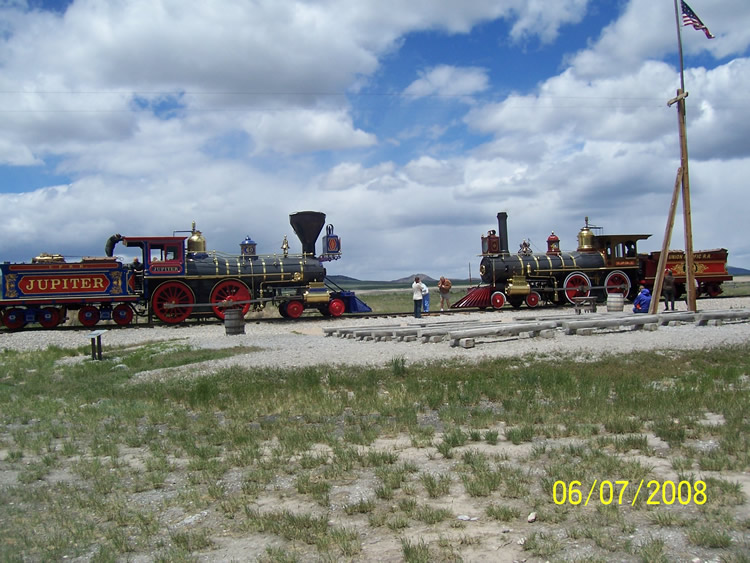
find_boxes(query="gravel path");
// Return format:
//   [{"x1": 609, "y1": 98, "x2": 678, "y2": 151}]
[{"x1": 2, "y1": 297, "x2": 750, "y2": 377}]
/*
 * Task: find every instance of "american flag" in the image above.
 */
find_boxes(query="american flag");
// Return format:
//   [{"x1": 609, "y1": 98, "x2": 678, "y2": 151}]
[{"x1": 681, "y1": 1, "x2": 715, "y2": 39}]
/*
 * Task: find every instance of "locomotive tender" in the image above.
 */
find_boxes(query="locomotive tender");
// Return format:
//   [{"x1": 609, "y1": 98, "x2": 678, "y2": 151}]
[
  {"x1": 453, "y1": 212, "x2": 732, "y2": 310},
  {"x1": 0, "y1": 211, "x2": 370, "y2": 330}
]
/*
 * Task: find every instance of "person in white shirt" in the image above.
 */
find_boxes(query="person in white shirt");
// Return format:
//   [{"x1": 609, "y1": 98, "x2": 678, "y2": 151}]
[{"x1": 412, "y1": 277, "x2": 424, "y2": 318}]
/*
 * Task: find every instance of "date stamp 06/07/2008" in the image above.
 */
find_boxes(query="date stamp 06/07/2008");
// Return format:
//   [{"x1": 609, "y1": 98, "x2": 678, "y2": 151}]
[{"x1": 552, "y1": 479, "x2": 707, "y2": 507}]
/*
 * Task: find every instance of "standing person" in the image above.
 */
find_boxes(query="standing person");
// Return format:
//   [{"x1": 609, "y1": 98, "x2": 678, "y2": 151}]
[
  {"x1": 662, "y1": 269, "x2": 675, "y2": 311},
  {"x1": 438, "y1": 276, "x2": 452, "y2": 311},
  {"x1": 422, "y1": 281, "x2": 430, "y2": 314},
  {"x1": 411, "y1": 277, "x2": 424, "y2": 318}
]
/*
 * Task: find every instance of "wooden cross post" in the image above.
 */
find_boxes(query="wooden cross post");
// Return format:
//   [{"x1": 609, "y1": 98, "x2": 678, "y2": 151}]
[{"x1": 649, "y1": 167, "x2": 682, "y2": 314}]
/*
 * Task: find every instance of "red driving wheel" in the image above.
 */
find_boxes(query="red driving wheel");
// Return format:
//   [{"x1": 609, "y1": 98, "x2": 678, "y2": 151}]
[
  {"x1": 563, "y1": 272, "x2": 592, "y2": 304},
  {"x1": 327, "y1": 298, "x2": 345, "y2": 317},
  {"x1": 113, "y1": 303, "x2": 134, "y2": 326},
  {"x1": 285, "y1": 300, "x2": 304, "y2": 319},
  {"x1": 605, "y1": 270, "x2": 631, "y2": 296},
  {"x1": 525, "y1": 291, "x2": 541, "y2": 308},
  {"x1": 39, "y1": 307, "x2": 62, "y2": 328},
  {"x1": 210, "y1": 280, "x2": 252, "y2": 320},
  {"x1": 78, "y1": 305, "x2": 100, "y2": 327},
  {"x1": 151, "y1": 282, "x2": 195, "y2": 324},
  {"x1": 490, "y1": 291, "x2": 506, "y2": 310}
]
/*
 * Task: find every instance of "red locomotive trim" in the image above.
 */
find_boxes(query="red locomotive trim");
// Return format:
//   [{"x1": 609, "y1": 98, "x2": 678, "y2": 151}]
[{"x1": 16, "y1": 274, "x2": 111, "y2": 295}]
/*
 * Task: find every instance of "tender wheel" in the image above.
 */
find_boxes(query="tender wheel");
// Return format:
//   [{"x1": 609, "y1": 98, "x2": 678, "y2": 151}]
[
  {"x1": 4, "y1": 308, "x2": 26, "y2": 330},
  {"x1": 151, "y1": 282, "x2": 195, "y2": 324},
  {"x1": 113, "y1": 303, "x2": 134, "y2": 326},
  {"x1": 39, "y1": 307, "x2": 62, "y2": 328},
  {"x1": 563, "y1": 272, "x2": 592, "y2": 304},
  {"x1": 525, "y1": 291, "x2": 541, "y2": 308},
  {"x1": 604, "y1": 270, "x2": 631, "y2": 296},
  {"x1": 490, "y1": 291, "x2": 506, "y2": 310},
  {"x1": 706, "y1": 284, "x2": 722, "y2": 298},
  {"x1": 210, "y1": 280, "x2": 252, "y2": 320},
  {"x1": 327, "y1": 298, "x2": 345, "y2": 317},
  {"x1": 285, "y1": 300, "x2": 304, "y2": 319},
  {"x1": 78, "y1": 305, "x2": 100, "y2": 327}
]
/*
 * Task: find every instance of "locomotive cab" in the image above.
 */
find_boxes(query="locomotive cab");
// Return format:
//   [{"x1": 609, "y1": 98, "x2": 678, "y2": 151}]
[
  {"x1": 122, "y1": 236, "x2": 187, "y2": 276},
  {"x1": 595, "y1": 234, "x2": 650, "y2": 268}
]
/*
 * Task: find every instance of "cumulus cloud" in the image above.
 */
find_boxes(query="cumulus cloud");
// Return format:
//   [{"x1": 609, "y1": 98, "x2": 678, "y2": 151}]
[
  {"x1": 317, "y1": 161, "x2": 396, "y2": 191},
  {"x1": 507, "y1": 0, "x2": 589, "y2": 44},
  {"x1": 403, "y1": 65, "x2": 489, "y2": 99},
  {"x1": 251, "y1": 109, "x2": 377, "y2": 154},
  {"x1": 1, "y1": 0, "x2": 749, "y2": 279}
]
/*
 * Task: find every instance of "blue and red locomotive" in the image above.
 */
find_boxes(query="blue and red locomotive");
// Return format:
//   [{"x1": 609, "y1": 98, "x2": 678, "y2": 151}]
[
  {"x1": 0, "y1": 211, "x2": 370, "y2": 330},
  {"x1": 453, "y1": 212, "x2": 732, "y2": 310}
]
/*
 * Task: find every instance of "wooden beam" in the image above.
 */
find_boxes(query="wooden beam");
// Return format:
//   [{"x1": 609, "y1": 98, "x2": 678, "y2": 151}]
[{"x1": 649, "y1": 167, "x2": 682, "y2": 314}]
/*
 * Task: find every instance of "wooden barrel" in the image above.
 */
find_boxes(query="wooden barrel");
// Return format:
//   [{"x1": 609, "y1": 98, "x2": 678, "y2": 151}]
[
  {"x1": 606, "y1": 293, "x2": 624, "y2": 312},
  {"x1": 224, "y1": 308, "x2": 245, "y2": 335}
]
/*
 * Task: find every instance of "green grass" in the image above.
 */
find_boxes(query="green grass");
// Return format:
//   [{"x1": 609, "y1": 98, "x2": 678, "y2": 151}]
[{"x1": 1, "y1": 340, "x2": 749, "y2": 560}]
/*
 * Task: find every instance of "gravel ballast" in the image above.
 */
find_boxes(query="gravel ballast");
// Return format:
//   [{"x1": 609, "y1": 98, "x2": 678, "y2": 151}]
[{"x1": 2, "y1": 297, "x2": 749, "y2": 376}]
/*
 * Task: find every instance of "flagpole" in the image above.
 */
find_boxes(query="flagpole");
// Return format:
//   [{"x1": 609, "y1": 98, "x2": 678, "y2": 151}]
[
  {"x1": 674, "y1": 0, "x2": 686, "y2": 91},
  {"x1": 670, "y1": 0, "x2": 697, "y2": 312}
]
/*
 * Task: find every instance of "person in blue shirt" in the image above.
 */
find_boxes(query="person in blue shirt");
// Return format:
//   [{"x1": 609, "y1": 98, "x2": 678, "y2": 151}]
[{"x1": 632, "y1": 286, "x2": 651, "y2": 313}]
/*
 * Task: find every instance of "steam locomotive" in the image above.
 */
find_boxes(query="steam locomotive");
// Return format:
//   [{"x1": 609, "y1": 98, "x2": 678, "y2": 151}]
[
  {"x1": 0, "y1": 211, "x2": 370, "y2": 330},
  {"x1": 453, "y1": 212, "x2": 732, "y2": 310}
]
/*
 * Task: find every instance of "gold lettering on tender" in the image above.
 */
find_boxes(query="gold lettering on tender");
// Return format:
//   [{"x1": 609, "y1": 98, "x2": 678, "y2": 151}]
[
  {"x1": 22, "y1": 278, "x2": 35, "y2": 291},
  {"x1": 51, "y1": 279, "x2": 61, "y2": 290},
  {"x1": 93, "y1": 278, "x2": 105, "y2": 289},
  {"x1": 81, "y1": 279, "x2": 91, "y2": 289},
  {"x1": 38, "y1": 279, "x2": 48, "y2": 290}
]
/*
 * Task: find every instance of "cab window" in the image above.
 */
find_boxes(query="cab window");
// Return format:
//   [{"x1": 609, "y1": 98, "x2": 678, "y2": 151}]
[{"x1": 149, "y1": 244, "x2": 180, "y2": 262}]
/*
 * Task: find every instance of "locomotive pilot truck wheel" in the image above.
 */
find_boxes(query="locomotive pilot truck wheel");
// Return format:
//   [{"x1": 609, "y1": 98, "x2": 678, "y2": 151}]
[
  {"x1": 285, "y1": 300, "x2": 305, "y2": 319},
  {"x1": 327, "y1": 298, "x2": 346, "y2": 317},
  {"x1": 525, "y1": 291, "x2": 541, "y2": 308},
  {"x1": 490, "y1": 291, "x2": 506, "y2": 310}
]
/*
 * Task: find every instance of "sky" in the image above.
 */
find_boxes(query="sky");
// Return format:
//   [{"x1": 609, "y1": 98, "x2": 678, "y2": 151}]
[{"x1": 1, "y1": 0, "x2": 749, "y2": 281}]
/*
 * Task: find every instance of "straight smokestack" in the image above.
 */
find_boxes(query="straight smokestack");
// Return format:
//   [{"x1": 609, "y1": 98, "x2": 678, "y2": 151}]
[{"x1": 497, "y1": 212, "x2": 509, "y2": 255}]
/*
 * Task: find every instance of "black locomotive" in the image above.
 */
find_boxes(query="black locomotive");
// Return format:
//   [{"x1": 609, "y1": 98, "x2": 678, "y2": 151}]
[
  {"x1": 1, "y1": 211, "x2": 370, "y2": 329},
  {"x1": 453, "y1": 212, "x2": 731, "y2": 310}
]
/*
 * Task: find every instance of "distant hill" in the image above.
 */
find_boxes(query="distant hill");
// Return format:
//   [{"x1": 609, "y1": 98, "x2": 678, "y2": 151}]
[
  {"x1": 326, "y1": 275, "x2": 360, "y2": 283},
  {"x1": 729, "y1": 266, "x2": 750, "y2": 276},
  {"x1": 391, "y1": 274, "x2": 437, "y2": 284}
]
